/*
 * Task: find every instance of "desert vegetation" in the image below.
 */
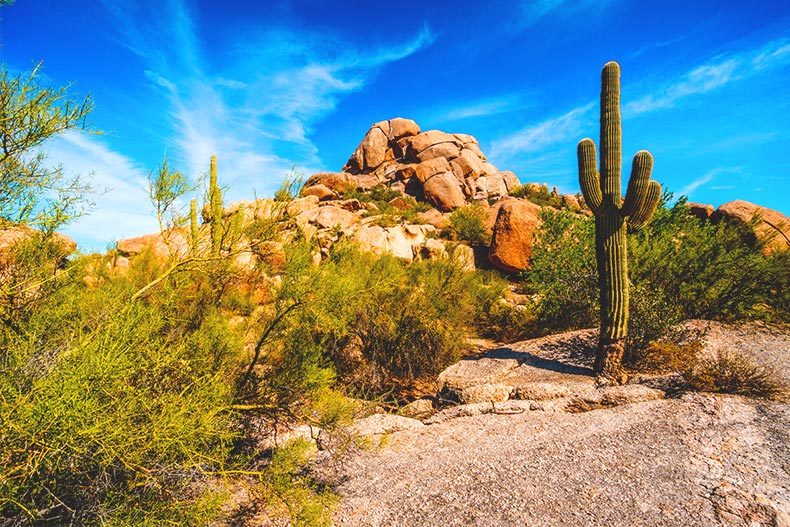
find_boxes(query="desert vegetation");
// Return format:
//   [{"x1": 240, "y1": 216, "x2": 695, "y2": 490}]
[{"x1": 1, "y1": 59, "x2": 788, "y2": 527}]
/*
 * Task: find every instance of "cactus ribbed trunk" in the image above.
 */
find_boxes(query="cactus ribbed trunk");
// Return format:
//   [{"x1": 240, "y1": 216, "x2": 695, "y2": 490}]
[
  {"x1": 189, "y1": 197, "x2": 199, "y2": 254},
  {"x1": 209, "y1": 154, "x2": 223, "y2": 257},
  {"x1": 577, "y1": 61, "x2": 662, "y2": 383}
]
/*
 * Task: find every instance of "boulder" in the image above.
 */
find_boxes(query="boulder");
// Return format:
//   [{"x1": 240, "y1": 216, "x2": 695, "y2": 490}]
[
  {"x1": 303, "y1": 172, "x2": 352, "y2": 192},
  {"x1": 399, "y1": 398, "x2": 434, "y2": 419},
  {"x1": 388, "y1": 197, "x2": 412, "y2": 211},
  {"x1": 352, "y1": 225, "x2": 389, "y2": 255},
  {"x1": 388, "y1": 117, "x2": 421, "y2": 140},
  {"x1": 488, "y1": 199, "x2": 543, "y2": 272},
  {"x1": 297, "y1": 205, "x2": 360, "y2": 230},
  {"x1": 286, "y1": 195, "x2": 320, "y2": 217},
  {"x1": 711, "y1": 200, "x2": 790, "y2": 254},
  {"x1": 451, "y1": 149, "x2": 488, "y2": 180},
  {"x1": 0, "y1": 223, "x2": 77, "y2": 262},
  {"x1": 685, "y1": 201, "x2": 715, "y2": 220},
  {"x1": 386, "y1": 225, "x2": 425, "y2": 261},
  {"x1": 302, "y1": 184, "x2": 338, "y2": 201},
  {"x1": 414, "y1": 157, "x2": 452, "y2": 184},
  {"x1": 416, "y1": 208, "x2": 450, "y2": 230},
  {"x1": 452, "y1": 244, "x2": 476, "y2": 271},
  {"x1": 408, "y1": 130, "x2": 461, "y2": 157},
  {"x1": 500, "y1": 170, "x2": 520, "y2": 192},
  {"x1": 562, "y1": 194, "x2": 582, "y2": 212},
  {"x1": 421, "y1": 238, "x2": 448, "y2": 260},
  {"x1": 116, "y1": 229, "x2": 189, "y2": 261},
  {"x1": 415, "y1": 142, "x2": 461, "y2": 163},
  {"x1": 423, "y1": 172, "x2": 467, "y2": 212},
  {"x1": 485, "y1": 173, "x2": 508, "y2": 199}
]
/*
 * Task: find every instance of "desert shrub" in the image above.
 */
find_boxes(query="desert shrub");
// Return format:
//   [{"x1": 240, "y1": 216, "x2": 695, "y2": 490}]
[
  {"x1": 274, "y1": 168, "x2": 303, "y2": 202},
  {"x1": 629, "y1": 196, "x2": 788, "y2": 321},
  {"x1": 0, "y1": 273, "x2": 240, "y2": 525},
  {"x1": 683, "y1": 349, "x2": 787, "y2": 399},
  {"x1": 445, "y1": 203, "x2": 490, "y2": 247},
  {"x1": 524, "y1": 196, "x2": 790, "y2": 359},
  {"x1": 509, "y1": 183, "x2": 564, "y2": 208},
  {"x1": 523, "y1": 209, "x2": 597, "y2": 334},
  {"x1": 280, "y1": 242, "x2": 508, "y2": 399},
  {"x1": 632, "y1": 340, "x2": 787, "y2": 399}
]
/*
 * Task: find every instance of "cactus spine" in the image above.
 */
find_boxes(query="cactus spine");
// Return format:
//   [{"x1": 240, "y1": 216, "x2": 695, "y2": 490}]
[
  {"x1": 577, "y1": 61, "x2": 662, "y2": 382},
  {"x1": 209, "y1": 154, "x2": 223, "y2": 256}
]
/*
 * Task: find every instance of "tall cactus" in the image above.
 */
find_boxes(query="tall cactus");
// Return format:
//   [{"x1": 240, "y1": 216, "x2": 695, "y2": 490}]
[
  {"x1": 208, "y1": 154, "x2": 223, "y2": 257},
  {"x1": 577, "y1": 61, "x2": 662, "y2": 382},
  {"x1": 189, "y1": 197, "x2": 199, "y2": 253}
]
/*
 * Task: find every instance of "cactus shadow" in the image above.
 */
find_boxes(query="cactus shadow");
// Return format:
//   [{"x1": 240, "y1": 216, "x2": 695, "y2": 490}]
[{"x1": 481, "y1": 333, "x2": 598, "y2": 376}]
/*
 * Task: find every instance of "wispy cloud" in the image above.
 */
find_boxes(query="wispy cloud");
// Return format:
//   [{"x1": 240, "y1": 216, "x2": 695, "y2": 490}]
[
  {"x1": 48, "y1": 131, "x2": 157, "y2": 250},
  {"x1": 680, "y1": 167, "x2": 742, "y2": 198},
  {"x1": 519, "y1": 0, "x2": 618, "y2": 26},
  {"x1": 488, "y1": 102, "x2": 595, "y2": 160},
  {"x1": 430, "y1": 94, "x2": 530, "y2": 123},
  {"x1": 100, "y1": 0, "x2": 434, "y2": 200},
  {"x1": 624, "y1": 37, "x2": 790, "y2": 117}
]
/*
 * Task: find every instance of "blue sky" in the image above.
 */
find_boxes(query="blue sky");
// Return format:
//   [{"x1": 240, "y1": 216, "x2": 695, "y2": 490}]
[{"x1": 2, "y1": 0, "x2": 789, "y2": 251}]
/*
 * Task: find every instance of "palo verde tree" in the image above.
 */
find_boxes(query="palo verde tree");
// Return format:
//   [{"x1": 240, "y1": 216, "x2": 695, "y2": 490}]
[
  {"x1": 0, "y1": 62, "x2": 93, "y2": 230},
  {"x1": 577, "y1": 61, "x2": 662, "y2": 383}
]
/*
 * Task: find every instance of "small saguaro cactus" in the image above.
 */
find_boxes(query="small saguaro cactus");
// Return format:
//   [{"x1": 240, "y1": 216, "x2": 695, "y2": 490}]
[
  {"x1": 189, "y1": 197, "x2": 199, "y2": 253},
  {"x1": 208, "y1": 154, "x2": 223, "y2": 256},
  {"x1": 577, "y1": 61, "x2": 662, "y2": 383}
]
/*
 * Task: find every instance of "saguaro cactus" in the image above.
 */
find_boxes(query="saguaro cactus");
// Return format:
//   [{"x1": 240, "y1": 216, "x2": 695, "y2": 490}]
[
  {"x1": 189, "y1": 197, "x2": 199, "y2": 253},
  {"x1": 577, "y1": 61, "x2": 662, "y2": 382},
  {"x1": 208, "y1": 154, "x2": 223, "y2": 256}
]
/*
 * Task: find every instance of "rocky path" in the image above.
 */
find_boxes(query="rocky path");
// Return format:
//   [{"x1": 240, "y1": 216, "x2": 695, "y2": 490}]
[{"x1": 323, "y1": 321, "x2": 790, "y2": 527}]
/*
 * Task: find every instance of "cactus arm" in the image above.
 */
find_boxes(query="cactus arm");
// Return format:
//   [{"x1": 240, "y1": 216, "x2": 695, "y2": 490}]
[
  {"x1": 627, "y1": 180, "x2": 662, "y2": 232},
  {"x1": 600, "y1": 61, "x2": 622, "y2": 208},
  {"x1": 578, "y1": 138, "x2": 604, "y2": 214},
  {"x1": 621, "y1": 150, "x2": 654, "y2": 217}
]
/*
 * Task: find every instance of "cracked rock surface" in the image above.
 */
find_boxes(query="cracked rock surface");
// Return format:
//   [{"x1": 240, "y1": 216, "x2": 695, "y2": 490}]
[{"x1": 324, "y1": 321, "x2": 790, "y2": 527}]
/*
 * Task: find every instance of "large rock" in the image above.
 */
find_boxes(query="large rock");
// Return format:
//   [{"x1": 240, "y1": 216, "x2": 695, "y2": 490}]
[
  {"x1": 408, "y1": 130, "x2": 461, "y2": 159},
  {"x1": 116, "y1": 229, "x2": 189, "y2": 261},
  {"x1": 286, "y1": 195, "x2": 320, "y2": 216},
  {"x1": 488, "y1": 199, "x2": 542, "y2": 272},
  {"x1": 352, "y1": 225, "x2": 389, "y2": 255},
  {"x1": 297, "y1": 206, "x2": 360, "y2": 230},
  {"x1": 301, "y1": 184, "x2": 338, "y2": 201},
  {"x1": 423, "y1": 172, "x2": 467, "y2": 212},
  {"x1": 685, "y1": 201, "x2": 715, "y2": 220},
  {"x1": 414, "y1": 157, "x2": 451, "y2": 184},
  {"x1": 388, "y1": 117, "x2": 421, "y2": 140},
  {"x1": 711, "y1": 200, "x2": 790, "y2": 254},
  {"x1": 0, "y1": 223, "x2": 77, "y2": 263}
]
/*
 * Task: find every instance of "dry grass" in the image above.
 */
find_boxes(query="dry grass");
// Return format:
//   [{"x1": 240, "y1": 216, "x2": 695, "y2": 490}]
[{"x1": 637, "y1": 340, "x2": 788, "y2": 400}]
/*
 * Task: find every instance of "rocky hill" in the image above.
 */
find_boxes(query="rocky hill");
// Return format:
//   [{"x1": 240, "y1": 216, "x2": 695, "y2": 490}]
[{"x1": 101, "y1": 118, "x2": 790, "y2": 277}]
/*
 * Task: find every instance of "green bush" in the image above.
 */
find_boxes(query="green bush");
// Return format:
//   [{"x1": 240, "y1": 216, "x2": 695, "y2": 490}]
[
  {"x1": 523, "y1": 198, "x2": 790, "y2": 362},
  {"x1": 523, "y1": 209, "x2": 597, "y2": 334},
  {"x1": 509, "y1": 183, "x2": 564, "y2": 208},
  {"x1": 445, "y1": 203, "x2": 490, "y2": 247}
]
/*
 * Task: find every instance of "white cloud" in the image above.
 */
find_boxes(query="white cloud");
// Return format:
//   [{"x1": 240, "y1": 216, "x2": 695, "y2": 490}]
[
  {"x1": 90, "y1": 0, "x2": 435, "y2": 238},
  {"x1": 47, "y1": 131, "x2": 158, "y2": 251},
  {"x1": 432, "y1": 95, "x2": 528, "y2": 123},
  {"x1": 624, "y1": 38, "x2": 790, "y2": 117},
  {"x1": 679, "y1": 167, "x2": 742, "y2": 198},
  {"x1": 488, "y1": 103, "x2": 595, "y2": 160}
]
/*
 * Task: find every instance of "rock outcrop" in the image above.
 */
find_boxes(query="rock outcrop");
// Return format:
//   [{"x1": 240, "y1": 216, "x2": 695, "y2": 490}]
[
  {"x1": 0, "y1": 222, "x2": 76, "y2": 263},
  {"x1": 711, "y1": 199, "x2": 790, "y2": 254},
  {"x1": 488, "y1": 198, "x2": 542, "y2": 273},
  {"x1": 301, "y1": 118, "x2": 521, "y2": 212}
]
